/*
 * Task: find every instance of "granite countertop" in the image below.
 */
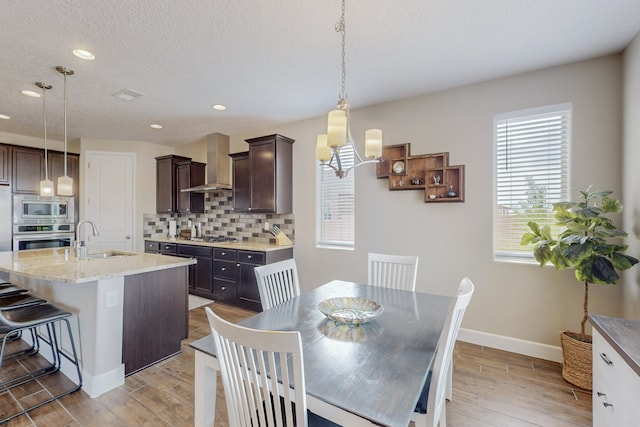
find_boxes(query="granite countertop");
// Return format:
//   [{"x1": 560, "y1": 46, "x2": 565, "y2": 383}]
[
  {"x1": 589, "y1": 314, "x2": 640, "y2": 377},
  {"x1": 0, "y1": 247, "x2": 196, "y2": 284},
  {"x1": 147, "y1": 236, "x2": 293, "y2": 252}
]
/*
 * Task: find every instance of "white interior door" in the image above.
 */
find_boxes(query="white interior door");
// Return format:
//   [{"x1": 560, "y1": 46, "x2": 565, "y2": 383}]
[{"x1": 83, "y1": 151, "x2": 135, "y2": 252}]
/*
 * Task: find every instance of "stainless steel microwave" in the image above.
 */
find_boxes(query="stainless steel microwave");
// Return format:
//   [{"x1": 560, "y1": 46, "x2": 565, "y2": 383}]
[{"x1": 13, "y1": 194, "x2": 75, "y2": 224}]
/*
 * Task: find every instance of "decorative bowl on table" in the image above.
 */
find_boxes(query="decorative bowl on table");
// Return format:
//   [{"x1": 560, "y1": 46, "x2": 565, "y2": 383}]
[
  {"x1": 318, "y1": 319, "x2": 383, "y2": 342},
  {"x1": 317, "y1": 297, "x2": 383, "y2": 325}
]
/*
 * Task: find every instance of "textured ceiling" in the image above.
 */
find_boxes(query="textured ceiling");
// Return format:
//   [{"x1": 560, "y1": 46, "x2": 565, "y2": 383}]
[{"x1": 1, "y1": 0, "x2": 640, "y2": 147}]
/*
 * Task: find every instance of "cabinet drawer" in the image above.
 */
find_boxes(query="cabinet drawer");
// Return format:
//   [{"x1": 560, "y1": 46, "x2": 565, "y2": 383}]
[
  {"x1": 593, "y1": 329, "x2": 640, "y2": 426},
  {"x1": 214, "y1": 260, "x2": 237, "y2": 280},
  {"x1": 238, "y1": 251, "x2": 265, "y2": 265},
  {"x1": 213, "y1": 279, "x2": 235, "y2": 303},
  {"x1": 145, "y1": 241, "x2": 159, "y2": 252},
  {"x1": 178, "y1": 244, "x2": 213, "y2": 258},
  {"x1": 160, "y1": 243, "x2": 177, "y2": 254},
  {"x1": 214, "y1": 248, "x2": 237, "y2": 261}
]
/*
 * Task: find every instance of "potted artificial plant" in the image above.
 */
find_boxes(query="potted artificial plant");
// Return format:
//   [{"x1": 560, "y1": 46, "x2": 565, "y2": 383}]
[{"x1": 521, "y1": 187, "x2": 638, "y2": 390}]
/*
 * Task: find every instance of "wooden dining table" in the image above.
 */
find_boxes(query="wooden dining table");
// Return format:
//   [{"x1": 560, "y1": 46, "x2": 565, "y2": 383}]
[{"x1": 191, "y1": 279, "x2": 453, "y2": 427}]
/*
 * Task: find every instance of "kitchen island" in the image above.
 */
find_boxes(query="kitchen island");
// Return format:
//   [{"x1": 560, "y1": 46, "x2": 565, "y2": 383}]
[{"x1": 0, "y1": 248, "x2": 196, "y2": 398}]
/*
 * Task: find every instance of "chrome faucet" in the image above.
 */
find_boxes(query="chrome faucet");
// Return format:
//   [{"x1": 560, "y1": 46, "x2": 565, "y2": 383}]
[{"x1": 75, "y1": 219, "x2": 100, "y2": 259}]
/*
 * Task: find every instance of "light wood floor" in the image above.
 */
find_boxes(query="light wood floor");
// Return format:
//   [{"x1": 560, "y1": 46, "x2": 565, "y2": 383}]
[{"x1": 0, "y1": 302, "x2": 592, "y2": 426}]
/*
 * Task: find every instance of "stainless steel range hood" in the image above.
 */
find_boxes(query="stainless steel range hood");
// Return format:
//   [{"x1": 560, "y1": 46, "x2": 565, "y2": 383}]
[{"x1": 181, "y1": 133, "x2": 232, "y2": 192}]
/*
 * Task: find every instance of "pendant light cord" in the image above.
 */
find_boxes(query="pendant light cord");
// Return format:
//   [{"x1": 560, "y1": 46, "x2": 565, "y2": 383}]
[{"x1": 63, "y1": 70, "x2": 68, "y2": 176}]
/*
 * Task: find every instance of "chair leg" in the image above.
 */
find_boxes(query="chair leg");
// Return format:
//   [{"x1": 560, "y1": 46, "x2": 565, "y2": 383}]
[
  {"x1": 446, "y1": 362, "x2": 452, "y2": 401},
  {"x1": 0, "y1": 317, "x2": 82, "y2": 424}
]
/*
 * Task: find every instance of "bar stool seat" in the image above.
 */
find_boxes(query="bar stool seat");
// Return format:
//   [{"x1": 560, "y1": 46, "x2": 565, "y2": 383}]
[
  {"x1": 0, "y1": 285, "x2": 29, "y2": 297},
  {"x1": 0, "y1": 293, "x2": 47, "y2": 311},
  {"x1": 0, "y1": 303, "x2": 82, "y2": 424},
  {"x1": 0, "y1": 293, "x2": 48, "y2": 358}
]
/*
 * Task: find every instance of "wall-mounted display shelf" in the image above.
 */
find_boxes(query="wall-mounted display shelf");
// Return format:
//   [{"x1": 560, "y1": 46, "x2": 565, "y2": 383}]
[
  {"x1": 376, "y1": 143, "x2": 465, "y2": 203},
  {"x1": 376, "y1": 143, "x2": 409, "y2": 178}
]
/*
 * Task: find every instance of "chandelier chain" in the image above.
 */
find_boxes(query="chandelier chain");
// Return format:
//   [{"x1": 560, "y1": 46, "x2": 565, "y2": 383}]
[{"x1": 336, "y1": 0, "x2": 347, "y2": 102}]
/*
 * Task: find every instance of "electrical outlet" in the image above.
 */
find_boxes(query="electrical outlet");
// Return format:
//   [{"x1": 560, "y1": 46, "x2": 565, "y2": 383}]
[
  {"x1": 264, "y1": 221, "x2": 270, "y2": 231},
  {"x1": 106, "y1": 290, "x2": 119, "y2": 308}
]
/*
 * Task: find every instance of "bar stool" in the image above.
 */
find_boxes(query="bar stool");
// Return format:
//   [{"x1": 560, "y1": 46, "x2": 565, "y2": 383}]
[
  {"x1": 0, "y1": 303, "x2": 82, "y2": 423},
  {"x1": 0, "y1": 284, "x2": 29, "y2": 297},
  {"x1": 0, "y1": 292, "x2": 48, "y2": 358}
]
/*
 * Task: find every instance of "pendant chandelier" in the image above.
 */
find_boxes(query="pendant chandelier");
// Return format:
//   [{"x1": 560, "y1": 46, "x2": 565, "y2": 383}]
[
  {"x1": 36, "y1": 82, "x2": 54, "y2": 197},
  {"x1": 56, "y1": 66, "x2": 74, "y2": 196},
  {"x1": 316, "y1": 0, "x2": 382, "y2": 178}
]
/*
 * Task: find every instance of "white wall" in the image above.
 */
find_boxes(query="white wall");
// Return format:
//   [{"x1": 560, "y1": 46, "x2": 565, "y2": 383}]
[
  {"x1": 623, "y1": 32, "x2": 640, "y2": 319},
  {"x1": 232, "y1": 54, "x2": 626, "y2": 351}
]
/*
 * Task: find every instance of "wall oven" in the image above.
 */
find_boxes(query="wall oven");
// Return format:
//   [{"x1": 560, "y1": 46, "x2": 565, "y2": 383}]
[{"x1": 12, "y1": 195, "x2": 76, "y2": 251}]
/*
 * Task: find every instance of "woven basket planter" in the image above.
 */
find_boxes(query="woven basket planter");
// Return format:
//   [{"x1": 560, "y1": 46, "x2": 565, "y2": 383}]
[{"x1": 560, "y1": 330, "x2": 592, "y2": 390}]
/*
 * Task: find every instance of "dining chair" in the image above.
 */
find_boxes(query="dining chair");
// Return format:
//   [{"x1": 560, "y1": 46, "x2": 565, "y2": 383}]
[
  {"x1": 367, "y1": 252, "x2": 419, "y2": 291},
  {"x1": 205, "y1": 307, "x2": 338, "y2": 427},
  {"x1": 411, "y1": 277, "x2": 475, "y2": 427},
  {"x1": 254, "y1": 258, "x2": 300, "y2": 310}
]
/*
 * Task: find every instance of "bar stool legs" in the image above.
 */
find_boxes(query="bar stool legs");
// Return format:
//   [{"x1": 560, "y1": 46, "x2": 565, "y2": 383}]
[{"x1": 0, "y1": 303, "x2": 82, "y2": 423}]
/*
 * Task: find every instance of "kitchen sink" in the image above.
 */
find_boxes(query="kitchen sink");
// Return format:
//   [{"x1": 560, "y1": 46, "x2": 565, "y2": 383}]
[{"x1": 86, "y1": 250, "x2": 136, "y2": 259}]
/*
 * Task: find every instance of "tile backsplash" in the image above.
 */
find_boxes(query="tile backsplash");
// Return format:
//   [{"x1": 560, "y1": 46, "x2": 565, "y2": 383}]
[{"x1": 143, "y1": 191, "x2": 294, "y2": 244}]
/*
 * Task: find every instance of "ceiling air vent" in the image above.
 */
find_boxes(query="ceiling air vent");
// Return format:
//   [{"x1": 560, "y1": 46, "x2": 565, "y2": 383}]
[{"x1": 112, "y1": 88, "x2": 144, "y2": 101}]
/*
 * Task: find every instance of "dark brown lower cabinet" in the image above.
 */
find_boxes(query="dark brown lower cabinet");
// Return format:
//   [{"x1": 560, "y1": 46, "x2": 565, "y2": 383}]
[
  {"x1": 177, "y1": 244, "x2": 213, "y2": 296},
  {"x1": 122, "y1": 266, "x2": 188, "y2": 375},
  {"x1": 213, "y1": 247, "x2": 293, "y2": 311}
]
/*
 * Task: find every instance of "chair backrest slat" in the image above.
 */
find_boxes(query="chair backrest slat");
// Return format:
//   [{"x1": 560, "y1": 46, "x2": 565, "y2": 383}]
[
  {"x1": 368, "y1": 252, "x2": 419, "y2": 291},
  {"x1": 425, "y1": 277, "x2": 474, "y2": 426},
  {"x1": 206, "y1": 307, "x2": 308, "y2": 427},
  {"x1": 254, "y1": 259, "x2": 301, "y2": 310}
]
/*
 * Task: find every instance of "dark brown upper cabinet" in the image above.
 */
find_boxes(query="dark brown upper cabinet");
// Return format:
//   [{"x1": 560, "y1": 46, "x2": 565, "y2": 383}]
[
  {"x1": 11, "y1": 145, "x2": 79, "y2": 195},
  {"x1": 155, "y1": 155, "x2": 191, "y2": 213},
  {"x1": 176, "y1": 160, "x2": 205, "y2": 214},
  {"x1": 231, "y1": 134, "x2": 294, "y2": 214}
]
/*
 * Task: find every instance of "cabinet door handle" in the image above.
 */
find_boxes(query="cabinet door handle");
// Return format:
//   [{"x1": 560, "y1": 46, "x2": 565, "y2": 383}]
[
  {"x1": 597, "y1": 392, "x2": 614, "y2": 408},
  {"x1": 221, "y1": 252, "x2": 226, "y2": 256},
  {"x1": 221, "y1": 286, "x2": 226, "y2": 290},
  {"x1": 247, "y1": 255, "x2": 252, "y2": 259},
  {"x1": 599, "y1": 352, "x2": 613, "y2": 366},
  {"x1": 221, "y1": 267, "x2": 226, "y2": 271}
]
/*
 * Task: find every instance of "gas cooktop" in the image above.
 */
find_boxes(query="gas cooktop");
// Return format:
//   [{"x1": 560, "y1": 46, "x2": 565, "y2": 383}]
[{"x1": 187, "y1": 236, "x2": 238, "y2": 243}]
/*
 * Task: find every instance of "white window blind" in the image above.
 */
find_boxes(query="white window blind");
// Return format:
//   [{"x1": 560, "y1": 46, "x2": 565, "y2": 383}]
[
  {"x1": 316, "y1": 144, "x2": 355, "y2": 249},
  {"x1": 494, "y1": 104, "x2": 571, "y2": 260}
]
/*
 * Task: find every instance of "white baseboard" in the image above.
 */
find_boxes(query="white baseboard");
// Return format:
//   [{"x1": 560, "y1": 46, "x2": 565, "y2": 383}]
[{"x1": 457, "y1": 328, "x2": 563, "y2": 363}]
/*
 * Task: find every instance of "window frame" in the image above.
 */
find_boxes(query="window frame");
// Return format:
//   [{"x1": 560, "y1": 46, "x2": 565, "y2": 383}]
[
  {"x1": 493, "y1": 103, "x2": 572, "y2": 263},
  {"x1": 315, "y1": 144, "x2": 355, "y2": 250}
]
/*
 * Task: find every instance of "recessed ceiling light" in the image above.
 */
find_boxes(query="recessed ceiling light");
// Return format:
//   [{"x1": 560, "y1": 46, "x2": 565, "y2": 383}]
[
  {"x1": 0, "y1": 114, "x2": 10, "y2": 120},
  {"x1": 150, "y1": 124, "x2": 163, "y2": 129},
  {"x1": 212, "y1": 104, "x2": 226, "y2": 111},
  {"x1": 21, "y1": 90, "x2": 41, "y2": 98},
  {"x1": 73, "y1": 49, "x2": 95, "y2": 60}
]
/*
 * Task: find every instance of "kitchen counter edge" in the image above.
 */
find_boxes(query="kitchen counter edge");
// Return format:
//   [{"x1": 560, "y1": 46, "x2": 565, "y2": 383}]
[
  {"x1": 0, "y1": 248, "x2": 196, "y2": 284},
  {"x1": 146, "y1": 236, "x2": 293, "y2": 252},
  {"x1": 589, "y1": 314, "x2": 640, "y2": 377}
]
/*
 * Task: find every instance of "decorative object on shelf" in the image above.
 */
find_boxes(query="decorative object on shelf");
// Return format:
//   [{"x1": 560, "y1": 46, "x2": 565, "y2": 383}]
[
  {"x1": 392, "y1": 160, "x2": 405, "y2": 174},
  {"x1": 521, "y1": 187, "x2": 639, "y2": 390},
  {"x1": 433, "y1": 175, "x2": 441, "y2": 185},
  {"x1": 36, "y1": 81, "x2": 54, "y2": 197},
  {"x1": 447, "y1": 186, "x2": 457, "y2": 197},
  {"x1": 317, "y1": 297, "x2": 383, "y2": 325},
  {"x1": 56, "y1": 66, "x2": 75, "y2": 196},
  {"x1": 315, "y1": 0, "x2": 382, "y2": 178}
]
